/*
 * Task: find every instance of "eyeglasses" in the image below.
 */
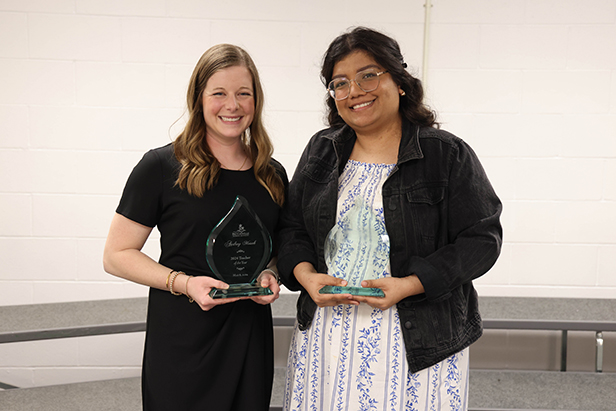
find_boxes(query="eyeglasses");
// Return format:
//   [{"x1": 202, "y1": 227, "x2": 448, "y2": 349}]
[{"x1": 327, "y1": 69, "x2": 388, "y2": 100}]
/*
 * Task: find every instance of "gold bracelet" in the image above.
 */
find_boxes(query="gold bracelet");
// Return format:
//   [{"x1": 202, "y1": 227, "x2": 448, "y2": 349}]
[
  {"x1": 185, "y1": 275, "x2": 194, "y2": 303},
  {"x1": 169, "y1": 271, "x2": 182, "y2": 296},
  {"x1": 166, "y1": 271, "x2": 174, "y2": 289}
]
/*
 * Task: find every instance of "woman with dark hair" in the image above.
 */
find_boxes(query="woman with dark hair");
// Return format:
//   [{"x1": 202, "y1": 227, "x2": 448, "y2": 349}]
[
  {"x1": 278, "y1": 27, "x2": 502, "y2": 410},
  {"x1": 321, "y1": 27, "x2": 436, "y2": 130},
  {"x1": 103, "y1": 44, "x2": 287, "y2": 410}
]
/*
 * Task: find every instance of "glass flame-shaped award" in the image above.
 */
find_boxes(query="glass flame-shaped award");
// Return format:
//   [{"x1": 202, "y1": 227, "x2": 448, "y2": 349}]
[
  {"x1": 206, "y1": 196, "x2": 273, "y2": 299},
  {"x1": 319, "y1": 196, "x2": 388, "y2": 297}
]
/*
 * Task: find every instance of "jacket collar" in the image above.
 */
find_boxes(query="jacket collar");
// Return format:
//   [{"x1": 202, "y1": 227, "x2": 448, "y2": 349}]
[
  {"x1": 323, "y1": 118, "x2": 424, "y2": 166},
  {"x1": 398, "y1": 118, "x2": 424, "y2": 163}
]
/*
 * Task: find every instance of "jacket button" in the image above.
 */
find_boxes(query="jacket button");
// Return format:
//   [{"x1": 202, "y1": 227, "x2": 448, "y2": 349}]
[
  {"x1": 404, "y1": 321, "x2": 412, "y2": 329},
  {"x1": 389, "y1": 201, "x2": 397, "y2": 211}
]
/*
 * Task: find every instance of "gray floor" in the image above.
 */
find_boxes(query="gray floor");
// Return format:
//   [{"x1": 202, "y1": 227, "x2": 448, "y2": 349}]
[
  {"x1": 468, "y1": 370, "x2": 616, "y2": 411},
  {"x1": 2, "y1": 369, "x2": 615, "y2": 411}
]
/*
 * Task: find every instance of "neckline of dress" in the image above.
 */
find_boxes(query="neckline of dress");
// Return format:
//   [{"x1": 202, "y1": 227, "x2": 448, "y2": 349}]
[
  {"x1": 347, "y1": 159, "x2": 396, "y2": 167},
  {"x1": 221, "y1": 166, "x2": 253, "y2": 172}
]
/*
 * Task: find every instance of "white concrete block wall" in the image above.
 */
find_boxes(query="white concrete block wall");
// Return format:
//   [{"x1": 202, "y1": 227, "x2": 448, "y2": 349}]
[
  {"x1": 425, "y1": 0, "x2": 616, "y2": 299},
  {"x1": 0, "y1": 0, "x2": 614, "y2": 387}
]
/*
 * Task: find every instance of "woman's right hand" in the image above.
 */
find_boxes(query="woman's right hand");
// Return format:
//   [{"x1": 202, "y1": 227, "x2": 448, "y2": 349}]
[
  {"x1": 185, "y1": 275, "x2": 242, "y2": 311},
  {"x1": 293, "y1": 262, "x2": 359, "y2": 307},
  {"x1": 104, "y1": 214, "x2": 242, "y2": 311}
]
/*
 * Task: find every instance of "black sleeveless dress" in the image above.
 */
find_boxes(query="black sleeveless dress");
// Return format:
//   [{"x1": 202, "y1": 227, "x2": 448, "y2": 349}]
[{"x1": 116, "y1": 143, "x2": 286, "y2": 411}]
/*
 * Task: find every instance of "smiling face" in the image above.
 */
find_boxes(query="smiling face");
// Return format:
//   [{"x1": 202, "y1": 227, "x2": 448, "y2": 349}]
[
  {"x1": 202, "y1": 65, "x2": 255, "y2": 145},
  {"x1": 332, "y1": 50, "x2": 403, "y2": 137}
]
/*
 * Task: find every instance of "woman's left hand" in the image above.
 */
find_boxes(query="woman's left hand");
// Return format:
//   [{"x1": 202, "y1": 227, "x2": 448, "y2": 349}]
[
  {"x1": 250, "y1": 271, "x2": 280, "y2": 305},
  {"x1": 351, "y1": 275, "x2": 424, "y2": 311}
]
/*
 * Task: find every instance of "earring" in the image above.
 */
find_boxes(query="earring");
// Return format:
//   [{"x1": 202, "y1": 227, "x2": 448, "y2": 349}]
[{"x1": 400, "y1": 90, "x2": 406, "y2": 96}]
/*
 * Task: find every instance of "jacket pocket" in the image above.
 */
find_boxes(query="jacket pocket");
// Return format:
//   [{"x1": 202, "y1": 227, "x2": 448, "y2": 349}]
[
  {"x1": 301, "y1": 156, "x2": 335, "y2": 184},
  {"x1": 404, "y1": 184, "x2": 446, "y2": 252},
  {"x1": 406, "y1": 185, "x2": 445, "y2": 205}
]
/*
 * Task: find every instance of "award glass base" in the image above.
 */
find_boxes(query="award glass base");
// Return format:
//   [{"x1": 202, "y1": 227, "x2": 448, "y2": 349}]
[
  {"x1": 209, "y1": 284, "x2": 273, "y2": 299},
  {"x1": 319, "y1": 285, "x2": 385, "y2": 297}
]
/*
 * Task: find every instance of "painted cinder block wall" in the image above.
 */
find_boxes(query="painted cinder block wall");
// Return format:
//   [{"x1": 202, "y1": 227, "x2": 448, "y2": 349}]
[{"x1": 0, "y1": 0, "x2": 614, "y2": 387}]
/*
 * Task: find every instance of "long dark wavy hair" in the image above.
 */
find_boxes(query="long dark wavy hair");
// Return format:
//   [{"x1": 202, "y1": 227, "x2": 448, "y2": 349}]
[
  {"x1": 173, "y1": 44, "x2": 284, "y2": 206},
  {"x1": 321, "y1": 27, "x2": 438, "y2": 129}
]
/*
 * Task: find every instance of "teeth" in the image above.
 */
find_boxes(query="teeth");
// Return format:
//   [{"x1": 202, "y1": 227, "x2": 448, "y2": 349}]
[
  {"x1": 221, "y1": 116, "x2": 240, "y2": 122},
  {"x1": 352, "y1": 101, "x2": 373, "y2": 110}
]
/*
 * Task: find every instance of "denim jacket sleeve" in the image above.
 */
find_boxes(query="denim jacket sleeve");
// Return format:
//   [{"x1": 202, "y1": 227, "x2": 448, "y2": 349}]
[
  {"x1": 404, "y1": 133, "x2": 503, "y2": 302},
  {"x1": 276, "y1": 134, "x2": 324, "y2": 291}
]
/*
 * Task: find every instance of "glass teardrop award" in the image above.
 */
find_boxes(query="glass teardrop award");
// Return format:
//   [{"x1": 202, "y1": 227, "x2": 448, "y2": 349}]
[
  {"x1": 319, "y1": 196, "x2": 388, "y2": 298},
  {"x1": 206, "y1": 196, "x2": 273, "y2": 299}
]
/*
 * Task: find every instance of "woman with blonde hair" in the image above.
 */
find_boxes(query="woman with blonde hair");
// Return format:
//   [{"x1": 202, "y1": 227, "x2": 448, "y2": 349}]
[{"x1": 104, "y1": 44, "x2": 287, "y2": 410}]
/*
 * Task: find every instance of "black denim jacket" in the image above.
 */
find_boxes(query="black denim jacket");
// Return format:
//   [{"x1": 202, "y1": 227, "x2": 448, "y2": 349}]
[{"x1": 277, "y1": 119, "x2": 503, "y2": 373}]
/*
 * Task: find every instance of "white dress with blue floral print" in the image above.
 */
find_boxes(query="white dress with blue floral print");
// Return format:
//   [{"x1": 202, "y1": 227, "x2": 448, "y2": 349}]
[{"x1": 283, "y1": 160, "x2": 469, "y2": 411}]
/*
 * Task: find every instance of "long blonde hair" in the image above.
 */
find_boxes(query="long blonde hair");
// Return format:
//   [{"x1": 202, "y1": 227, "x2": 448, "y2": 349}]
[{"x1": 173, "y1": 44, "x2": 284, "y2": 206}]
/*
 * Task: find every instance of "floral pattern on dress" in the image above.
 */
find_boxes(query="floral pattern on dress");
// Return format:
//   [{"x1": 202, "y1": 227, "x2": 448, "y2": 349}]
[{"x1": 284, "y1": 160, "x2": 470, "y2": 411}]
